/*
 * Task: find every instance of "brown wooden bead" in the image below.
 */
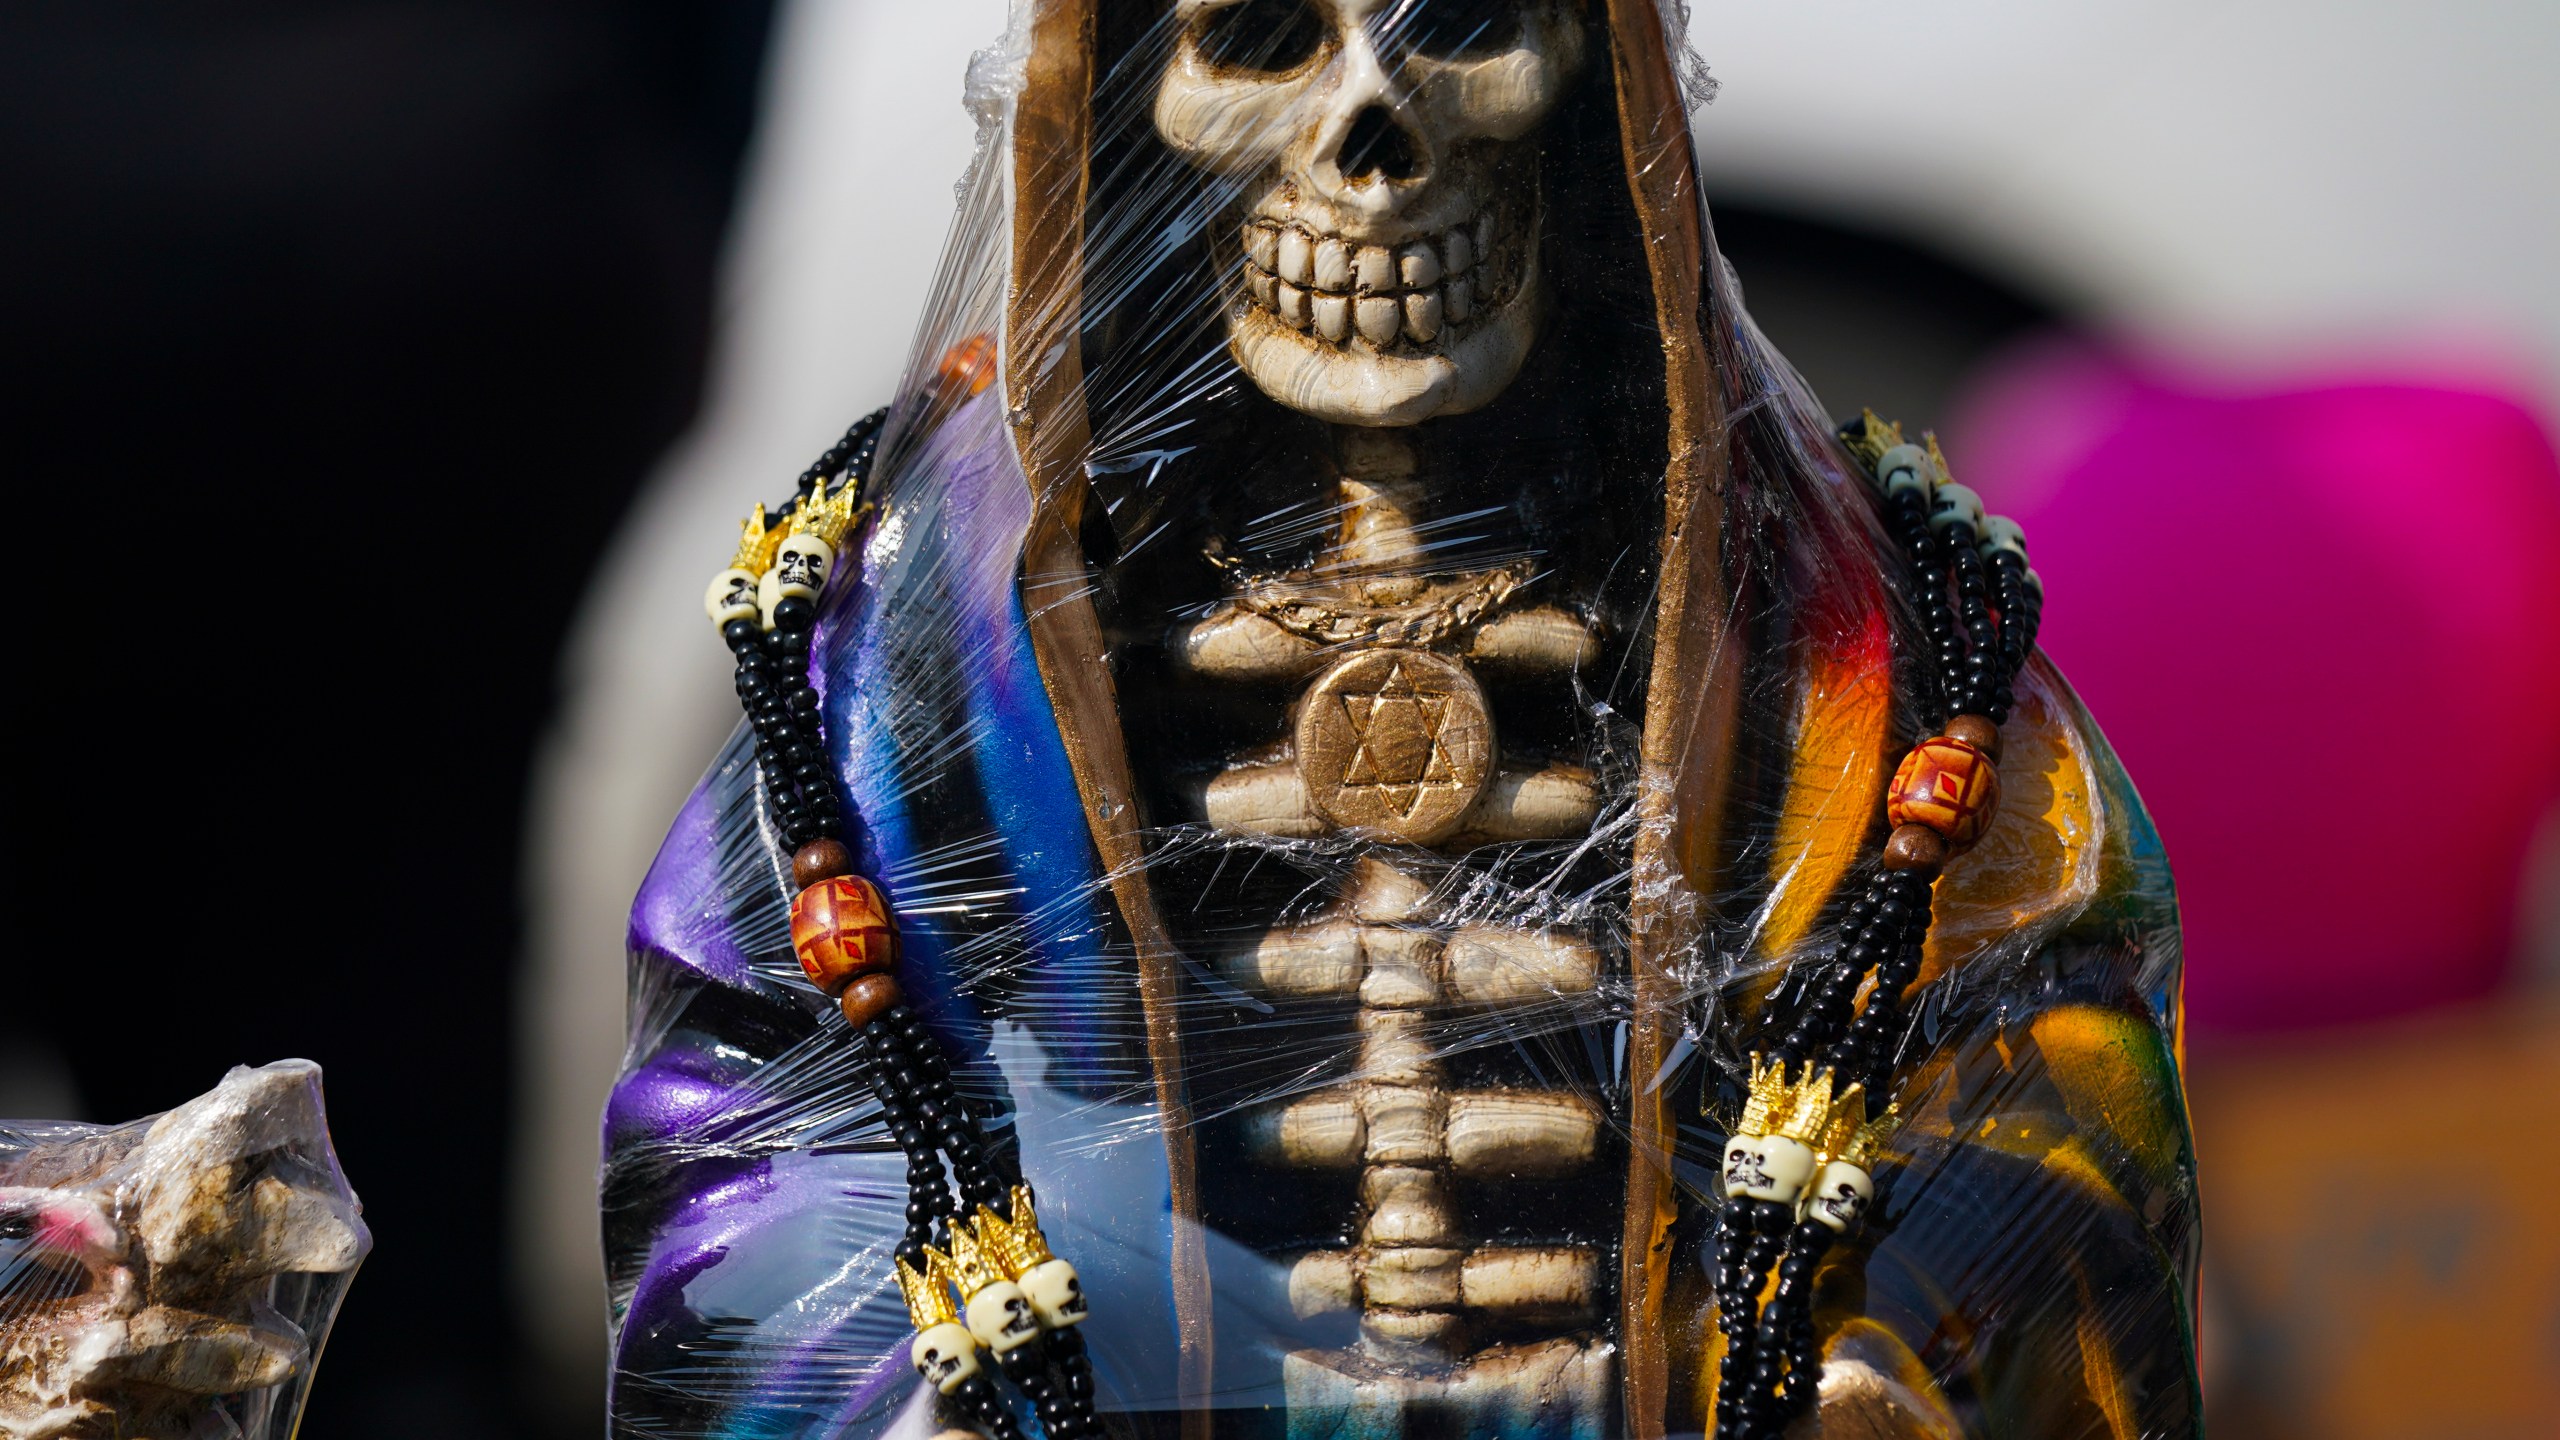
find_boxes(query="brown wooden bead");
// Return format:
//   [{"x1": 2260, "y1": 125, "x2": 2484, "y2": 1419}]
[
  {"x1": 789, "y1": 875, "x2": 899, "y2": 995},
  {"x1": 1880, "y1": 823, "x2": 1949, "y2": 877},
  {"x1": 839, "y1": 973, "x2": 903, "y2": 1028},
  {"x1": 793, "y1": 838, "x2": 855, "y2": 889},
  {"x1": 1944, "y1": 712, "x2": 2001, "y2": 760}
]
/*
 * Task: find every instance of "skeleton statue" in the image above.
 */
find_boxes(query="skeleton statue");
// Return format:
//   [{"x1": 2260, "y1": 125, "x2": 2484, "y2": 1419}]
[
  {"x1": 605, "y1": 2, "x2": 2198, "y2": 1438},
  {"x1": 0, "y1": 1062, "x2": 367, "y2": 1440}
]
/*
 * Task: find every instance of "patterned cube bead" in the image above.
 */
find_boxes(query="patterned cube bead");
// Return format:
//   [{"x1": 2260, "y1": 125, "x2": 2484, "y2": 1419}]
[
  {"x1": 789, "y1": 875, "x2": 899, "y2": 995},
  {"x1": 1886, "y1": 736, "x2": 2001, "y2": 849}
]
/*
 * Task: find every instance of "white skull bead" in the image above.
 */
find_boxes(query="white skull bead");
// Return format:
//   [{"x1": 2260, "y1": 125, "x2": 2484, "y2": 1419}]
[
  {"x1": 703, "y1": 567, "x2": 760, "y2": 626},
  {"x1": 1926, "y1": 481, "x2": 1985, "y2": 537},
  {"x1": 773, "y1": 534, "x2": 834, "y2": 599},
  {"x1": 1976, "y1": 514, "x2": 2027, "y2": 562},
  {"x1": 963, "y1": 1279, "x2": 1044, "y2": 1355},
  {"x1": 911, "y1": 1321, "x2": 982, "y2": 1393},
  {"x1": 1154, "y1": 0, "x2": 1585, "y2": 426},
  {"x1": 1873, "y1": 443, "x2": 1933, "y2": 499},
  {"x1": 1804, "y1": 1160, "x2": 1875, "y2": 1233},
  {"x1": 1721, "y1": 1133, "x2": 1817, "y2": 1204},
  {"x1": 1019, "y1": 1257, "x2": 1088, "y2": 1329}
]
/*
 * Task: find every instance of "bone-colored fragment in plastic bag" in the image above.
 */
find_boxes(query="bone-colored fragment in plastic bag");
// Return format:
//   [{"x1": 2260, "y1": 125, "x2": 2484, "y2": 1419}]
[{"x1": 0, "y1": 1061, "x2": 367, "y2": 1440}]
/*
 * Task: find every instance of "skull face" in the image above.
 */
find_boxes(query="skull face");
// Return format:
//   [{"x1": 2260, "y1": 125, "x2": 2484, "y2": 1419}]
[
  {"x1": 1154, "y1": 0, "x2": 1586, "y2": 426},
  {"x1": 1720, "y1": 1133, "x2": 1816, "y2": 1204},
  {"x1": 910, "y1": 1321, "x2": 982, "y2": 1393},
  {"x1": 964, "y1": 1279, "x2": 1044, "y2": 1353},
  {"x1": 703, "y1": 567, "x2": 760, "y2": 625},
  {"x1": 773, "y1": 535, "x2": 833, "y2": 599},
  {"x1": 1817, "y1": 1180, "x2": 1868, "y2": 1224},
  {"x1": 1806, "y1": 1160, "x2": 1877, "y2": 1234},
  {"x1": 1022, "y1": 1257, "x2": 1088, "y2": 1328},
  {"x1": 1721, "y1": 1136, "x2": 1774, "y2": 1198}
]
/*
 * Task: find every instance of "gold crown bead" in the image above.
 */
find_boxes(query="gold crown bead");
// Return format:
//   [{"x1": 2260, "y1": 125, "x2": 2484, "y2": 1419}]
[
  {"x1": 898, "y1": 1250, "x2": 963, "y2": 1330},
  {"x1": 1736, "y1": 1053, "x2": 1786, "y2": 1138},
  {"x1": 1803, "y1": 1104, "x2": 1898, "y2": 1233},
  {"x1": 788, "y1": 476, "x2": 870, "y2": 551},
  {"x1": 1811, "y1": 1080, "x2": 1870, "y2": 1162},
  {"x1": 1006, "y1": 1187, "x2": 1058, "y2": 1266},
  {"x1": 1725, "y1": 1058, "x2": 1831, "y2": 1205},
  {"x1": 947, "y1": 1217, "x2": 1044, "y2": 1354},
  {"x1": 943, "y1": 1219, "x2": 1010, "y2": 1299},
  {"x1": 903, "y1": 1251, "x2": 983, "y2": 1395},
  {"x1": 1840, "y1": 1106, "x2": 1899, "y2": 1171},
  {"x1": 998, "y1": 1187, "x2": 1088, "y2": 1331},
  {"x1": 1771, "y1": 1065, "x2": 1840, "y2": 1145},
  {"x1": 973, "y1": 1205, "x2": 1029, "y2": 1279},
  {"x1": 1843, "y1": 409, "x2": 1907, "y2": 470},
  {"x1": 730, "y1": 502, "x2": 785, "y2": 576}
]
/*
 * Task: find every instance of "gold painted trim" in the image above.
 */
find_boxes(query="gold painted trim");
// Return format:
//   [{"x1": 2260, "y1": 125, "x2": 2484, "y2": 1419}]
[
  {"x1": 1606, "y1": 3, "x2": 1739, "y2": 1436},
  {"x1": 1004, "y1": 2, "x2": 1213, "y2": 1429}
]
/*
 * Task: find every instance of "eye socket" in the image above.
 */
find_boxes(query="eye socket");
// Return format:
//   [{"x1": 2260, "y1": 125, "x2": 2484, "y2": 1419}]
[
  {"x1": 1194, "y1": 0, "x2": 1328, "y2": 73},
  {"x1": 1376, "y1": 0, "x2": 1523, "y2": 61}
]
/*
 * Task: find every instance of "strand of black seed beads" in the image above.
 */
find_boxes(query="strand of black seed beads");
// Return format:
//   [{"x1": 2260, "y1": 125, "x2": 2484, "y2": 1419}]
[
  {"x1": 1709, "y1": 415, "x2": 2043, "y2": 1440},
  {"x1": 702, "y1": 412, "x2": 1100, "y2": 1440}
]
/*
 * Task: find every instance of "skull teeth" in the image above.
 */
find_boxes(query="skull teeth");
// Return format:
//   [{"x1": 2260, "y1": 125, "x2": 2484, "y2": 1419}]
[{"x1": 1240, "y1": 215, "x2": 1490, "y2": 350}]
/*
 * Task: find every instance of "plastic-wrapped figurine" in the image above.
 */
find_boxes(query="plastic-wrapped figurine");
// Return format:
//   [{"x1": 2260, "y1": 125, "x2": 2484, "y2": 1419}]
[
  {"x1": 606, "y1": 3, "x2": 2198, "y2": 1438},
  {"x1": 0, "y1": 1062, "x2": 367, "y2": 1440}
]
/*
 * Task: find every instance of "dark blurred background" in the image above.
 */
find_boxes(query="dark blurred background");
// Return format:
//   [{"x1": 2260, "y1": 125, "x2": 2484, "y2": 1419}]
[
  {"x1": 5, "y1": 4, "x2": 2556, "y2": 1439},
  {"x1": 3, "y1": 2, "x2": 774, "y2": 1434}
]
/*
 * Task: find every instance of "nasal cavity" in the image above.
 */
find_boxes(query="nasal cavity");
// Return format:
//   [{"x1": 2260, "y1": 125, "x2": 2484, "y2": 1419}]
[{"x1": 1339, "y1": 105, "x2": 1423, "y2": 183}]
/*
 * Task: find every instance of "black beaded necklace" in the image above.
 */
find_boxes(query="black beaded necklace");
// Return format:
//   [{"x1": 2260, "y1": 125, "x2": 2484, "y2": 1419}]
[
  {"x1": 1709, "y1": 416, "x2": 2042, "y2": 1440},
  {"x1": 705, "y1": 406, "x2": 2036, "y2": 1440},
  {"x1": 703, "y1": 410, "x2": 1102, "y2": 1440}
]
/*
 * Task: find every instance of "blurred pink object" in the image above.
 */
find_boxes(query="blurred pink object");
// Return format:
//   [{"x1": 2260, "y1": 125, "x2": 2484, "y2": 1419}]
[{"x1": 1951, "y1": 340, "x2": 2560, "y2": 1035}]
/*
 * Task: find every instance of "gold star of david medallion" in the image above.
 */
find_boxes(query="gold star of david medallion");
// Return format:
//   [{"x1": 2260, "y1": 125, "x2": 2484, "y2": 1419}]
[{"x1": 1293, "y1": 648, "x2": 1493, "y2": 845}]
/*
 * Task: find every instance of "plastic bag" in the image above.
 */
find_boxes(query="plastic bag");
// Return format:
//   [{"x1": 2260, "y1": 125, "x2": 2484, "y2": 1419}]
[
  {"x1": 0, "y1": 1061, "x2": 367, "y2": 1440},
  {"x1": 605, "y1": 2, "x2": 2198, "y2": 1436}
]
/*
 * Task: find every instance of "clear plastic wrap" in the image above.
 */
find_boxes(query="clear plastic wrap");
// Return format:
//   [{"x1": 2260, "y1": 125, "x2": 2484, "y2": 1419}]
[
  {"x1": 0, "y1": 1061, "x2": 367, "y2": 1440},
  {"x1": 605, "y1": 2, "x2": 2198, "y2": 1437}
]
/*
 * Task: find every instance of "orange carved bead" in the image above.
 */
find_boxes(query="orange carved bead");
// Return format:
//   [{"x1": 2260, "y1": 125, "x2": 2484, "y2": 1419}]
[
  {"x1": 936, "y1": 333, "x2": 998, "y2": 400},
  {"x1": 789, "y1": 875, "x2": 899, "y2": 996},
  {"x1": 1886, "y1": 736, "x2": 2001, "y2": 850}
]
